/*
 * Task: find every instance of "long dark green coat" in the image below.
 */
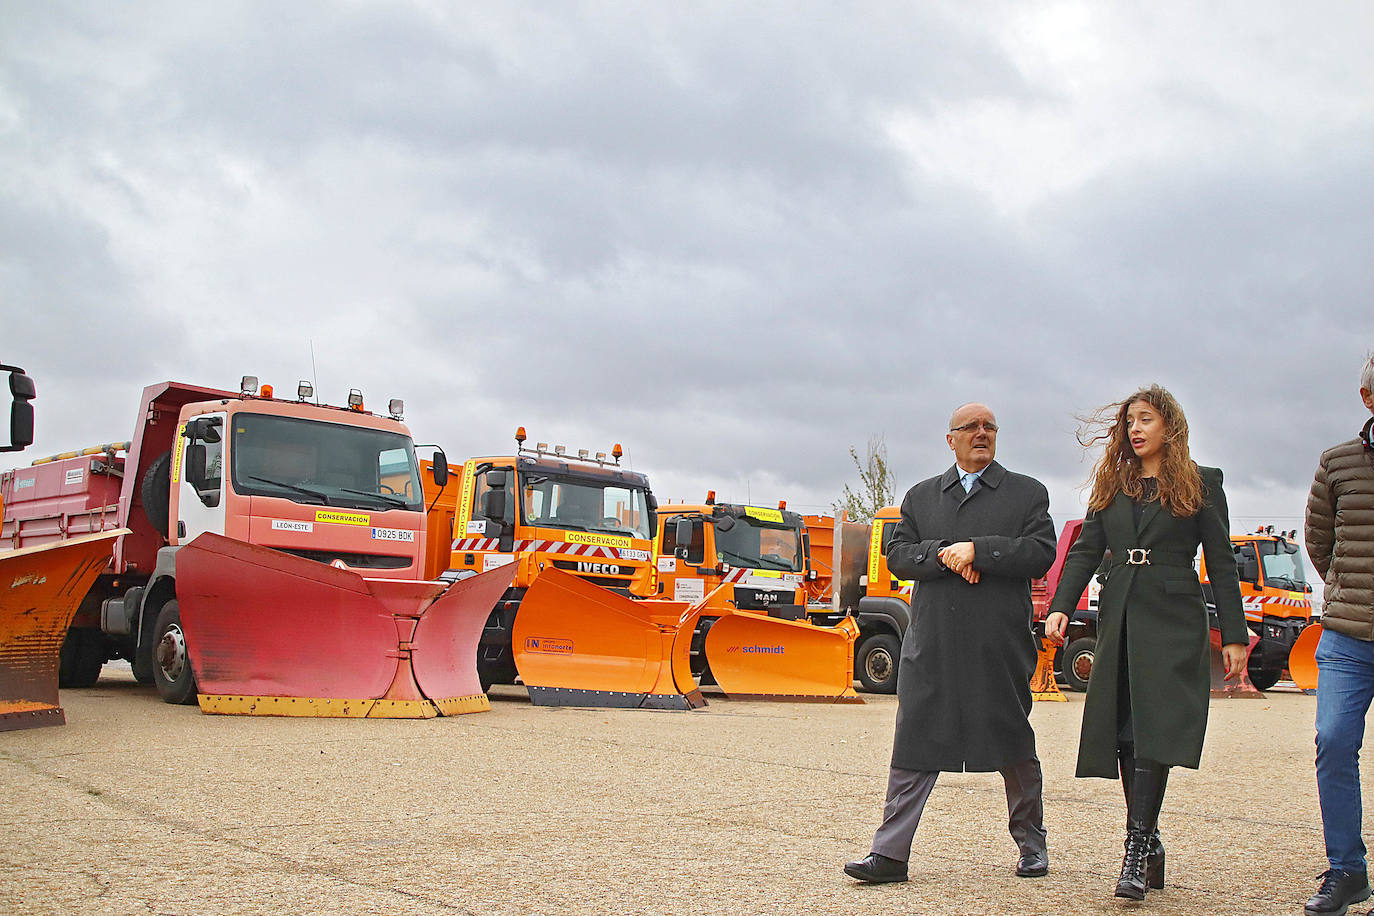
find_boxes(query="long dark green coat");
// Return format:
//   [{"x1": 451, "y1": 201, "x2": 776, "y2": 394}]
[
  {"x1": 885, "y1": 461, "x2": 1057, "y2": 772},
  {"x1": 1048, "y1": 465, "x2": 1247, "y2": 778}
]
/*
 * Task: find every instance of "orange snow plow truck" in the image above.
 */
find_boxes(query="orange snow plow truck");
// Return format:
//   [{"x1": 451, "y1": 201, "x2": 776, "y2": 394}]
[
  {"x1": 0, "y1": 377, "x2": 511, "y2": 719},
  {"x1": 0, "y1": 363, "x2": 125, "y2": 732},
  {"x1": 655, "y1": 495, "x2": 859, "y2": 702},
  {"x1": 422, "y1": 431, "x2": 858, "y2": 708}
]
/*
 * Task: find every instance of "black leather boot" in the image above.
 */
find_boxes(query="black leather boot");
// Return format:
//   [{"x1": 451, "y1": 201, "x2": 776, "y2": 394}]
[
  {"x1": 1118, "y1": 745, "x2": 1166, "y2": 889},
  {"x1": 1116, "y1": 760, "x2": 1169, "y2": 900}
]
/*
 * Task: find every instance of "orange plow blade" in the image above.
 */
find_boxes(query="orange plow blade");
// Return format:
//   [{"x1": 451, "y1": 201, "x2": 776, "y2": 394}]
[
  {"x1": 1030, "y1": 637, "x2": 1066, "y2": 702},
  {"x1": 176, "y1": 533, "x2": 511, "y2": 718},
  {"x1": 0, "y1": 531, "x2": 124, "y2": 732},
  {"x1": 1288, "y1": 623, "x2": 1322, "y2": 692},
  {"x1": 702, "y1": 611, "x2": 862, "y2": 703},
  {"x1": 513, "y1": 567, "x2": 705, "y2": 710}
]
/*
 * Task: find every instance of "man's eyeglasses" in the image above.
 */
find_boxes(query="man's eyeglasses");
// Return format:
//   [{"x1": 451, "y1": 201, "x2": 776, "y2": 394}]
[{"x1": 950, "y1": 421, "x2": 998, "y2": 434}]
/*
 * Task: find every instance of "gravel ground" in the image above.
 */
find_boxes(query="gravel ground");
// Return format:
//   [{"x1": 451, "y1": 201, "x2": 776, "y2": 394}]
[{"x1": 0, "y1": 669, "x2": 1365, "y2": 916}]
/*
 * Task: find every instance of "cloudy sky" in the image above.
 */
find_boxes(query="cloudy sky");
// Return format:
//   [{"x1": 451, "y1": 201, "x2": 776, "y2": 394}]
[{"x1": 3, "y1": 1, "x2": 1372, "y2": 561}]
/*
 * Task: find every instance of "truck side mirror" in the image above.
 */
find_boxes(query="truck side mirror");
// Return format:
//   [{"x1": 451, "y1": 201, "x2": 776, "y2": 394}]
[
  {"x1": 186, "y1": 443, "x2": 208, "y2": 489},
  {"x1": 481, "y1": 489, "x2": 507, "y2": 522},
  {"x1": 430, "y1": 450, "x2": 449, "y2": 488},
  {"x1": 714, "y1": 515, "x2": 735, "y2": 533},
  {"x1": 486, "y1": 469, "x2": 507, "y2": 489},
  {"x1": 1239, "y1": 558, "x2": 1259, "y2": 582},
  {"x1": 645, "y1": 491, "x2": 658, "y2": 511},
  {"x1": 673, "y1": 517, "x2": 693, "y2": 559},
  {"x1": 183, "y1": 416, "x2": 222, "y2": 443},
  {"x1": 2, "y1": 366, "x2": 35, "y2": 453}
]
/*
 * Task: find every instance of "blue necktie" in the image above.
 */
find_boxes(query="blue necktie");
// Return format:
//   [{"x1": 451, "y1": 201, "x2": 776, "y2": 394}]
[{"x1": 962, "y1": 473, "x2": 976, "y2": 493}]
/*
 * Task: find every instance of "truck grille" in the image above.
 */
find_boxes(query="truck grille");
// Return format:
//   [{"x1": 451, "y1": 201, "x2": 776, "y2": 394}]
[{"x1": 278, "y1": 549, "x2": 411, "y2": 569}]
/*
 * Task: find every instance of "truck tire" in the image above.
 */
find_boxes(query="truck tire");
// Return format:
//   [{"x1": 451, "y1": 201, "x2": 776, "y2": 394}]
[
  {"x1": 1062, "y1": 637, "x2": 1096, "y2": 692},
  {"x1": 151, "y1": 600, "x2": 199, "y2": 705},
  {"x1": 1248, "y1": 664, "x2": 1282, "y2": 691},
  {"x1": 855, "y1": 633, "x2": 901, "y2": 694},
  {"x1": 58, "y1": 628, "x2": 105, "y2": 688},
  {"x1": 141, "y1": 450, "x2": 171, "y2": 537},
  {"x1": 690, "y1": 617, "x2": 718, "y2": 686}
]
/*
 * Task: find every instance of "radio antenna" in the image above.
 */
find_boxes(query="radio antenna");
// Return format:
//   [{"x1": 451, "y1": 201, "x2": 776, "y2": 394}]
[{"x1": 309, "y1": 339, "x2": 321, "y2": 405}]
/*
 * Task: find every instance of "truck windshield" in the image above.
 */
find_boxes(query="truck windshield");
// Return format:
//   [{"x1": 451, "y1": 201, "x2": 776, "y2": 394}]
[
  {"x1": 230, "y1": 414, "x2": 423, "y2": 511},
  {"x1": 1259, "y1": 540, "x2": 1308, "y2": 591},
  {"x1": 716, "y1": 518, "x2": 804, "y2": 572},
  {"x1": 519, "y1": 472, "x2": 652, "y2": 540}
]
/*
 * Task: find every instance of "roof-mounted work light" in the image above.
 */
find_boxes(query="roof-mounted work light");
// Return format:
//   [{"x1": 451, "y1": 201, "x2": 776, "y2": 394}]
[
  {"x1": 241, "y1": 375, "x2": 259, "y2": 396},
  {"x1": 297, "y1": 381, "x2": 313, "y2": 401},
  {"x1": 388, "y1": 399, "x2": 404, "y2": 420},
  {"x1": 348, "y1": 389, "x2": 364, "y2": 411}
]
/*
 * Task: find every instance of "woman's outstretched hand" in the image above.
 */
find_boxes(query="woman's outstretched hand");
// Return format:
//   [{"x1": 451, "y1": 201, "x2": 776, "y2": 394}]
[
  {"x1": 1045, "y1": 611, "x2": 1069, "y2": 646},
  {"x1": 1222, "y1": 643, "x2": 1248, "y2": 680}
]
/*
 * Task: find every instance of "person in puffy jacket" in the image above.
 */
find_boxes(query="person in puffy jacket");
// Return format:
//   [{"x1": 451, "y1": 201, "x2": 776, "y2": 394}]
[{"x1": 1303, "y1": 352, "x2": 1374, "y2": 916}]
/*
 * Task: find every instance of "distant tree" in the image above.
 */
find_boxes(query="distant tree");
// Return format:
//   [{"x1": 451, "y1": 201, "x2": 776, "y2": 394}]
[{"x1": 834, "y1": 435, "x2": 896, "y2": 524}]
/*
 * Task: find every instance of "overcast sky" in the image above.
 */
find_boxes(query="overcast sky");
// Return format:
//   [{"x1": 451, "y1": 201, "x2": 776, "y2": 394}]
[{"x1": 3, "y1": 1, "x2": 1372, "y2": 563}]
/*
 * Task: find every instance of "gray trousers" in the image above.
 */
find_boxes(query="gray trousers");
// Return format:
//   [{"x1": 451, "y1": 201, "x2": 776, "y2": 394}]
[{"x1": 871, "y1": 756, "x2": 1047, "y2": 862}]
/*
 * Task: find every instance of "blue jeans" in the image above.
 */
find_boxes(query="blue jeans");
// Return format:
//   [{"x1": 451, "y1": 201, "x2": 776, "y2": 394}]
[{"x1": 1315, "y1": 628, "x2": 1374, "y2": 872}]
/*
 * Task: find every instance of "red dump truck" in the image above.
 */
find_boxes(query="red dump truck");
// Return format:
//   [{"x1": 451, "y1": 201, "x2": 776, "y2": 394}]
[{"x1": 0, "y1": 377, "x2": 439, "y2": 705}]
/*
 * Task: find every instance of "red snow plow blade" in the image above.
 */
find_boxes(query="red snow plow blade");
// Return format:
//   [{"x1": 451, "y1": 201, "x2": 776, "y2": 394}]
[
  {"x1": 176, "y1": 534, "x2": 512, "y2": 718},
  {"x1": 0, "y1": 531, "x2": 124, "y2": 732},
  {"x1": 1209, "y1": 628, "x2": 1264, "y2": 698}
]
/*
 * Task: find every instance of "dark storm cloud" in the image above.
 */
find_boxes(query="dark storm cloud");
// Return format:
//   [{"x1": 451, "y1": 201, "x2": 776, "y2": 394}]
[{"x1": 1, "y1": 0, "x2": 1370, "y2": 531}]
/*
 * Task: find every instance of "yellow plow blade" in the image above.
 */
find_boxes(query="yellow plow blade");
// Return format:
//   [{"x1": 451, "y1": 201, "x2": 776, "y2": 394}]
[
  {"x1": 702, "y1": 610, "x2": 862, "y2": 703},
  {"x1": 0, "y1": 531, "x2": 124, "y2": 731},
  {"x1": 513, "y1": 567, "x2": 705, "y2": 710}
]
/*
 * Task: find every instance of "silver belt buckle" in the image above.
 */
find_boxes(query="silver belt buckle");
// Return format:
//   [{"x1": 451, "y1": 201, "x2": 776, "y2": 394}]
[{"x1": 1126, "y1": 548, "x2": 1151, "y2": 566}]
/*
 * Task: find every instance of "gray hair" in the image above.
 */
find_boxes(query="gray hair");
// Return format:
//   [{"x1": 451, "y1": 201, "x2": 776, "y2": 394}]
[{"x1": 1363, "y1": 352, "x2": 1374, "y2": 393}]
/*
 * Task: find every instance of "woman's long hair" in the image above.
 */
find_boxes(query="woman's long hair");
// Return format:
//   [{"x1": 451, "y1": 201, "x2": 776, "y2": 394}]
[{"x1": 1081, "y1": 384, "x2": 1204, "y2": 516}]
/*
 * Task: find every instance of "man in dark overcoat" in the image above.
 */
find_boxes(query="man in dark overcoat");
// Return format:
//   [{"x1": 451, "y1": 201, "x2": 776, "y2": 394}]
[{"x1": 844, "y1": 402, "x2": 1057, "y2": 884}]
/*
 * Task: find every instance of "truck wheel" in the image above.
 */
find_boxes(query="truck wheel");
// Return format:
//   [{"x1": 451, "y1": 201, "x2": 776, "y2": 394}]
[
  {"x1": 1062, "y1": 637, "x2": 1096, "y2": 692},
  {"x1": 141, "y1": 450, "x2": 171, "y2": 537},
  {"x1": 131, "y1": 646, "x2": 155, "y2": 684},
  {"x1": 856, "y1": 633, "x2": 901, "y2": 694},
  {"x1": 151, "y1": 600, "x2": 199, "y2": 705},
  {"x1": 690, "y1": 617, "x2": 718, "y2": 685},
  {"x1": 58, "y1": 628, "x2": 105, "y2": 688},
  {"x1": 1248, "y1": 664, "x2": 1281, "y2": 691}
]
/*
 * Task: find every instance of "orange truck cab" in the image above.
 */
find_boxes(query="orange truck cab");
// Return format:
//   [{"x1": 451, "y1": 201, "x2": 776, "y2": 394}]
[
  {"x1": 0, "y1": 377, "x2": 432, "y2": 703},
  {"x1": 655, "y1": 495, "x2": 810, "y2": 681},
  {"x1": 1200, "y1": 526, "x2": 1314, "y2": 689},
  {"x1": 424, "y1": 429, "x2": 658, "y2": 689},
  {"x1": 806, "y1": 506, "x2": 912, "y2": 694}
]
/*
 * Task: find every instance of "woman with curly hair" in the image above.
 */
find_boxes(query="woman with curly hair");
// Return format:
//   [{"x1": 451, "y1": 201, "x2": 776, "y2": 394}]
[{"x1": 1045, "y1": 385, "x2": 1248, "y2": 901}]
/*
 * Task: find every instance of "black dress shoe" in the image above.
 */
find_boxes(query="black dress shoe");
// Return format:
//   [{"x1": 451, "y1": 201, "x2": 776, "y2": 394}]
[
  {"x1": 1016, "y1": 850, "x2": 1049, "y2": 878},
  {"x1": 843, "y1": 852, "x2": 908, "y2": 883},
  {"x1": 1306, "y1": 869, "x2": 1372, "y2": 915}
]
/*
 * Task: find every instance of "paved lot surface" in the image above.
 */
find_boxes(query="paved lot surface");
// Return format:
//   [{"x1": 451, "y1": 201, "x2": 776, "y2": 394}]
[{"x1": 0, "y1": 670, "x2": 1365, "y2": 915}]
